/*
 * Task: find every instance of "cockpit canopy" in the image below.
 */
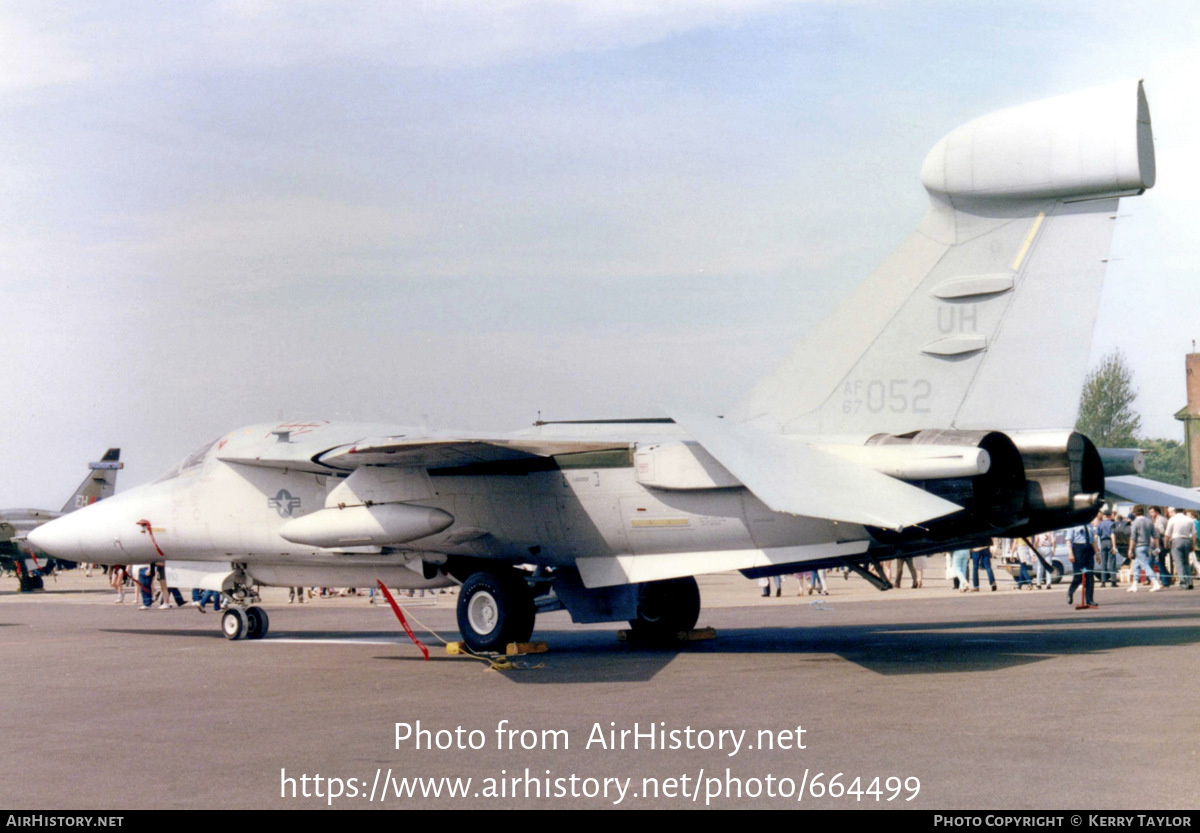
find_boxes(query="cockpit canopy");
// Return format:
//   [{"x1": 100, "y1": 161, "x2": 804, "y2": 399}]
[{"x1": 154, "y1": 438, "x2": 220, "y2": 483}]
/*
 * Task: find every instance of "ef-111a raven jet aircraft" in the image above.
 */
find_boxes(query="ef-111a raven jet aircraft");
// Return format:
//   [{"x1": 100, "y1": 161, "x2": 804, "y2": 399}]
[
  {"x1": 31, "y1": 81, "x2": 1169, "y2": 649},
  {"x1": 2, "y1": 449, "x2": 122, "y2": 590}
]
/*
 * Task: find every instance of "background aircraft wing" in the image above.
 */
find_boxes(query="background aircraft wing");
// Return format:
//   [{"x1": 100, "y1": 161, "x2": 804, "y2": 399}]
[
  {"x1": 673, "y1": 412, "x2": 963, "y2": 530},
  {"x1": 1105, "y1": 476, "x2": 1200, "y2": 511}
]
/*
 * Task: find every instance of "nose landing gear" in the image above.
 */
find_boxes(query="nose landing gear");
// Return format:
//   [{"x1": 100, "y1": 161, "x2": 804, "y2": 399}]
[
  {"x1": 221, "y1": 605, "x2": 269, "y2": 640},
  {"x1": 217, "y1": 571, "x2": 269, "y2": 640}
]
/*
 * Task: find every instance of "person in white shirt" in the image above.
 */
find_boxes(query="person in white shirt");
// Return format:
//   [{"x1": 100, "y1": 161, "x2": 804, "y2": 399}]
[{"x1": 1165, "y1": 507, "x2": 1195, "y2": 590}]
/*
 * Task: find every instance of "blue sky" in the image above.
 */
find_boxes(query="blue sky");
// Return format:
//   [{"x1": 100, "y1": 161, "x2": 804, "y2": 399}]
[{"x1": 2, "y1": 1, "x2": 1197, "y2": 504}]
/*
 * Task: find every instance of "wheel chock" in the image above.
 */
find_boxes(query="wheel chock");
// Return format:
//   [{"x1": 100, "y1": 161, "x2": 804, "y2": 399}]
[
  {"x1": 445, "y1": 641, "x2": 548, "y2": 657},
  {"x1": 617, "y1": 627, "x2": 716, "y2": 643},
  {"x1": 505, "y1": 641, "x2": 548, "y2": 656}
]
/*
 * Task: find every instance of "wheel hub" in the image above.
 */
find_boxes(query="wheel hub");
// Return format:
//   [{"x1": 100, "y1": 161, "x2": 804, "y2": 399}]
[
  {"x1": 467, "y1": 590, "x2": 499, "y2": 636},
  {"x1": 221, "y1": 608, "x2": 245, "y2": 640}
]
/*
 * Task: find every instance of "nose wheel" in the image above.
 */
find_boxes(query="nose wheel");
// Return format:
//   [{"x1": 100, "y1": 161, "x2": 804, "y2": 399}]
[{"x1": 221, "y1": 606, "x2": 269, "y2": 640}]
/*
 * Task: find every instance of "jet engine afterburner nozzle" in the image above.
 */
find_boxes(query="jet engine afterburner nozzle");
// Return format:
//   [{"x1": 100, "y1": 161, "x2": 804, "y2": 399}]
[
  {"x1": 1006, "y1": 431, "x2": 1105, "y2": 528},
  {"x1": 866, "y1": 429, "x2": 1028, "y2": 530}
]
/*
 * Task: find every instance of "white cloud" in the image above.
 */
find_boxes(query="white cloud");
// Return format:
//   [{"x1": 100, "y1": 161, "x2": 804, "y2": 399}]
[
  {"x1": 0, "y1": 5, "x2": 92, "y2": 94},
  {"x1": 199, "y1": 0, "x2": 795, "y2": 68},
  {"x1": 0, "y1": 0, "x2": 794, "y2": 97},
  {"x1": 143, "y1": 196, "x2": 432, "y2": 292}
]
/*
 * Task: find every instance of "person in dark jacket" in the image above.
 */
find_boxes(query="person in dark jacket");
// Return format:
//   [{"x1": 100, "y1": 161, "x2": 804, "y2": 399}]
[{"x1": 1067, "y1": 524, "x2": 1099, "y2": 609}]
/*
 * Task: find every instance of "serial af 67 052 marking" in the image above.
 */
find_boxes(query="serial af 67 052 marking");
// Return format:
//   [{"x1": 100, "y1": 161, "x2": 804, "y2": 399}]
[
  {"x1": 840, "y1": 379, "x2": 932, "y2": 415},
  {"x1": 32, "y1": 81, "x2": 1193, "y2": 653}
]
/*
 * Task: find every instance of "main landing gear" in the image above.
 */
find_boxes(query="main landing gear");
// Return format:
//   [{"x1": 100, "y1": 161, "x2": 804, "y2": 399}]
[
  {"x1": 628, "y1": 576, "x2": 700, "y2": 641},
  {"x1": 453, "y1": 569, "x2": 703, "y2": 651},
  {"x1": 456, "y1": 570, "x2": 535, "y2": 653}
]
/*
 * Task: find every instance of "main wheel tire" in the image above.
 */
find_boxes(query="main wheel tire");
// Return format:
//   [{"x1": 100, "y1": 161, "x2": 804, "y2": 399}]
[
  {"x1": 629, "y1": 576, "x2": 701, "y2": 640},
  {"x1": 245, "y1": 606, "x2": 269, "y2": 640},
  {"x1": 221, "y1": 607, "x2": 247, "y2": 640},
  {"x1": 456, "y1": 571, "x2": 535, "y2": 653}
]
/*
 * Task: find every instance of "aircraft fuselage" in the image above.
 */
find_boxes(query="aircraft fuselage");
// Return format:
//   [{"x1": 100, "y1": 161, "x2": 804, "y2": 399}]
[{"x1": 37, "y1": 424, "x2": 859, "y2": 592}]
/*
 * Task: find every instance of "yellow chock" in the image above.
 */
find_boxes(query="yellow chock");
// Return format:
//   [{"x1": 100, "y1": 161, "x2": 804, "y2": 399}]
[
  {"x1": 617, "y1": 627, "x2": 715, "y2": 643},
  {"x1": 506, "y1": 641, "x2": 549, "y2": 656},
  {"x1": 446, "y1": 642, "x2": 468, "y2": 655}
]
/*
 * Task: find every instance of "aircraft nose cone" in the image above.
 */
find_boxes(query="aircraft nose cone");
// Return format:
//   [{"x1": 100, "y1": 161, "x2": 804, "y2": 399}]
[
  {"x1": 27, "y1": 497, "x2": 133, "y2": 564},
  {"x1": 27, "y1": 513, "x2": 90, "y2": 561}
]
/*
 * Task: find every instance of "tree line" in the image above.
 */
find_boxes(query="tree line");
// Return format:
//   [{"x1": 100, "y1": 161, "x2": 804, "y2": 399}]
[{"x1": 1075, "y1": 351, "x2": 1188, "y2": 486}]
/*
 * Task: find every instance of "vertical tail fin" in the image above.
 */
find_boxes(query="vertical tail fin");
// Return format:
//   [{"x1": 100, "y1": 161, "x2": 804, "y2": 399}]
[
  {"x1": 60, "y1": 449, "x2": 122, "y2": 513},
  {"x1": 729, "y1": 81, "x2": 1155, "y2": 436}
]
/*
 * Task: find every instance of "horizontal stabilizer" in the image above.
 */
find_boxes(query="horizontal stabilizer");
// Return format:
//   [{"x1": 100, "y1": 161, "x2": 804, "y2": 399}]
[
  {"x1": 1105, "y1": 476, "x2": 1200, "y2": 511},
  {"x1": 1097, "y1": 448, "x2": 1145, "y2": 477},
  {"x1": 673, "y1": 413, "x2": 963, "y2": 530}
]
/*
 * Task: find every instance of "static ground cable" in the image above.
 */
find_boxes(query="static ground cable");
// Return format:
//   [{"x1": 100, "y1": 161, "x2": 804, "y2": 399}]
[
  {"x1": 396, "y1": 603, "x2": 540, "y2": 671},
  {"x1": 375, "y1": 581, "x2": 430, "y2": 660},
  {"x1": 374, "y1": 580, "x2": 521, "y2": 670}
]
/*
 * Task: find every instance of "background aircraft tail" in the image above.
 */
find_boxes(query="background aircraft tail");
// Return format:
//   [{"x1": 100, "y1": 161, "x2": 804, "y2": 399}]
[
  {"x1": 59, "y1": 448, "x2": 122, "y2": 513},
  {"x1": 729, "y1": 81, "x2": 1155, "y2": 437}
]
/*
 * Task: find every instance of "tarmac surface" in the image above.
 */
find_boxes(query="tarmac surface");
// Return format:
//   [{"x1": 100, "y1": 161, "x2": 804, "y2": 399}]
[{"x1": 2, "y1": 566, "x2": 1198, "y2": 810}]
